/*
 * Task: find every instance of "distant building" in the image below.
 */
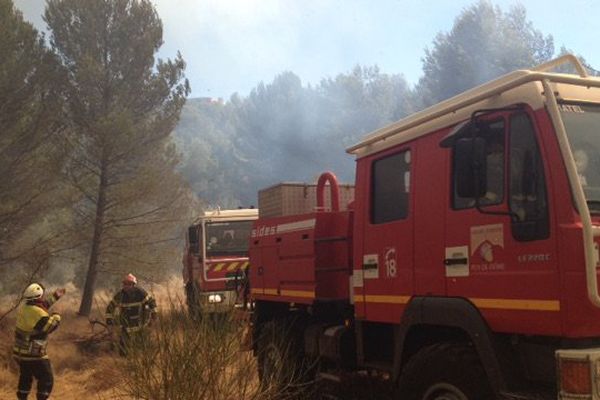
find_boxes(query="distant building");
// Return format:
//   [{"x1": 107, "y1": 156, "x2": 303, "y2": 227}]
[{"x1": 196, "y1": 97, "x2": 224, "y2": 105}]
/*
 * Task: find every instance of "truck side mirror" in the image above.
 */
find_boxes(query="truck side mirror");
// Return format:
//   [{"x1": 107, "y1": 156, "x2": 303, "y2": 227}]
[
  {"x1": 454, "y1": 137, "x2": 487, "y2": 199},
  {"x1": 188, "y1": 225, "x2": 200, "y2": 254}
]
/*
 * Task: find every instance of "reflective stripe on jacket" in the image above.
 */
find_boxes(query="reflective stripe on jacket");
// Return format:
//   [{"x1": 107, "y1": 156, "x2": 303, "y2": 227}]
[{"x1": 13, "y1": 298, "x2": 60, "y2": 360}]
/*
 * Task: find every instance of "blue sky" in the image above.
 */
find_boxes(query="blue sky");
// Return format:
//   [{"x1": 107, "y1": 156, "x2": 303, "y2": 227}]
[{"x1": 14, "y1": 0, "x2": 599, "y2": 99}]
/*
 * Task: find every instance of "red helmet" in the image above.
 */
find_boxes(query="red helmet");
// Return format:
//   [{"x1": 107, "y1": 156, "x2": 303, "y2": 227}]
[{"x1": 122, "y1": 273, "x2": 137, "y2": 285}]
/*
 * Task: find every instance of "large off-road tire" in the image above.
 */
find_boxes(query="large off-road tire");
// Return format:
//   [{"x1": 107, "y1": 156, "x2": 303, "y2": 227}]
[
  {"x1": 257, "y1": 319, "x2": 313, "y2": 398},
  {"x1": 396, "y1": 343, "x2": 494, "y2": 400}
]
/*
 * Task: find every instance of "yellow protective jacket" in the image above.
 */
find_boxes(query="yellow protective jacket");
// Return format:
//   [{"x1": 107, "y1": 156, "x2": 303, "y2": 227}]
[{"x1": 13, "y1": 292, "x2": 61, "y2": 360}]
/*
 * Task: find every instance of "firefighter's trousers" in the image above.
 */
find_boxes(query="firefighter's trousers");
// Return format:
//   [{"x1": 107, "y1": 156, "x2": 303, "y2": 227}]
[
  {"x1": 117, "y1": 328, "x2": 146, "y2": 356},
  {"x1": 16, "y1": 359, "x2": 53, "y2": 400}
]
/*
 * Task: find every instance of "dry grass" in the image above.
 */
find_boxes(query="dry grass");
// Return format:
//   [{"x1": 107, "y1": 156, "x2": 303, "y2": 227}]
[
  {"x1": 0, "y1": 278, "x2": 269, "y2": 400},
  {"x1": 0, "y1": 280, "x2": 198, "y2": 400},
  {"x1": 116, "y1": 298, "x2": 275, "y2": 400},
  {"x1": 0, "y1": 288, "x2": 122, "y2": 400}
]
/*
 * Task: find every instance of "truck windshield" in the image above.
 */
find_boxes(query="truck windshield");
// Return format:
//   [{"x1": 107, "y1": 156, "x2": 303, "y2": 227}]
[
  {"x1": 560, "y1": 103, "x2": 600, "y2": 213},
  {"x1": 205, "y1": 220, "x2": 253, "y2": 257}
]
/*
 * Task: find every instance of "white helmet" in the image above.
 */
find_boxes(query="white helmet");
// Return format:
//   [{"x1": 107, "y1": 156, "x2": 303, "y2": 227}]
[{"x1": 23, "y1": 283, "x2": 44, "y2": 300}]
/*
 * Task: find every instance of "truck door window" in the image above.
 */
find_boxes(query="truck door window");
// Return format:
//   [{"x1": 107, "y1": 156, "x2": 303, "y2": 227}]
[
  {"x1": 453, "y1": 120, "x2": 505, "y2": 209},
  {"x1": 371, "y1": 150, "x2": 411, "y2": 224},
  {"x1": 509, "y1": 112, "x2": 549, "y2": 241},
  {"x1": 560, "y1": 103, "x2": 600, "y2": 212},
  {"x1": 188, "y1": 225, "x2": 200, "y2": 254}
]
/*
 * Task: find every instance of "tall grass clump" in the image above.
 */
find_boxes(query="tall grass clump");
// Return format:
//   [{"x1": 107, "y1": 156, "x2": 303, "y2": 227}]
[{"x1": 116, "y1": 297, "x2": 279, "y2": 400}]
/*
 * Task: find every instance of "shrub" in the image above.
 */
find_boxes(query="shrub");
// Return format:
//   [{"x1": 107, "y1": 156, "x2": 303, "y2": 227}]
[{"x1": 115, "y1": 298, "x2": 277, "y2": 400}]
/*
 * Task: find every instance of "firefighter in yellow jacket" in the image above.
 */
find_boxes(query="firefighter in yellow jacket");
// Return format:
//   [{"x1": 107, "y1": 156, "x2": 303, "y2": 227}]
[
  {"x1": 13, "y1": 283, "x2": 65, "y2": 400},
  {"x1": 105, "y1": 273, "x2": 156, "y2": 355}
]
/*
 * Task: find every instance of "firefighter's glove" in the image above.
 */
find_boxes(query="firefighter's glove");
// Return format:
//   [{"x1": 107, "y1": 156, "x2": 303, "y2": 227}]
[{"x1": 51, "y1": 313, "x2": 61, "y2": 323}]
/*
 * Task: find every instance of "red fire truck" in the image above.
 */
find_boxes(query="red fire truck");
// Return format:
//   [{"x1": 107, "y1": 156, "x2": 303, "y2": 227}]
[
  {"x1": 183, "y1": 208, "x2": 258, "y2": 314},
  {"x1": 247, "y1": 55, "x2": 600, "y2": 399}
]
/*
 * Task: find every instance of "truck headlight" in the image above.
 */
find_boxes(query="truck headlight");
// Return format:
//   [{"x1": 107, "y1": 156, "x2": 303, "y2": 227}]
[{"x1": 208, "y1": 294, "x2": 223, "y2": 303}]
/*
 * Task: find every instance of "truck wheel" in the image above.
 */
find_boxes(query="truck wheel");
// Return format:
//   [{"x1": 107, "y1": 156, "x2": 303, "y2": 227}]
[
  {"x1": 257, "y1": 319, "x2": 309, "y2": 396},
  {"x1": 396, "y1": 343, "x2": 493, "y2": 400}
]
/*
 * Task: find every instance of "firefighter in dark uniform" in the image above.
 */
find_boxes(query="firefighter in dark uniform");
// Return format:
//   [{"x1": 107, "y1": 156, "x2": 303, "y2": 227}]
[
  {"x1": 13, "y1": 283, "x2": 65, "y2": 400},
  {"x1": 105, "y1": 273, "x2": 156, "y2": 355}
]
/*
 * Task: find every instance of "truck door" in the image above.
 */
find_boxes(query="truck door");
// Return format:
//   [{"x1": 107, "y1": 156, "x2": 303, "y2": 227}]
[
  {"x1": 359, "y1": 146, "x2": 414, "y2": 323},
  {"x1": 443, "y1": 110, "x2": 559, "y2": 334}
]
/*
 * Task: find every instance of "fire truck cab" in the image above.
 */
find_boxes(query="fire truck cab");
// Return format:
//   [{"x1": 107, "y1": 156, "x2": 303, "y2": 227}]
[
  {"x1": 248, "y1": 55, "x2": 600, "y2": 399},
  {"x1": 183, "y1": 208, "x2": 258, "y2": 314}
]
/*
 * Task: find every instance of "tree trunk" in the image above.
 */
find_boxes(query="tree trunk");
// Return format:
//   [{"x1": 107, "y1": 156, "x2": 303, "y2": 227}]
[{"x1": 78, "y1": 158, "x2": 108, "y2": 316}]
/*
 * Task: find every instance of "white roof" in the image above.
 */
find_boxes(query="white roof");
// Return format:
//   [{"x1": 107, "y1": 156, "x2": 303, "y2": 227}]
[
  {"x1": 348, "y1": 55, "x2": 600, "y2": 159},
  {"x1": 199, "y1": 208, "x2": 259, "y2": 222}
]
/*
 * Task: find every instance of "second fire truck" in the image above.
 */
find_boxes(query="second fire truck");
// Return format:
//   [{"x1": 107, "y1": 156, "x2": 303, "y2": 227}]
[{"x1": 183, "y1": 208, "x2": 258, "y2": 314}]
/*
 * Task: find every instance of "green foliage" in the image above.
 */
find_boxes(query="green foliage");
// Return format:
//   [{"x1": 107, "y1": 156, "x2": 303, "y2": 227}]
[
  {"x1": 44, "y1": 0, "x2": 192, "y2": 314},
  {"x1": 175, "y1": 98, "x2": 244, "y2": 208},
  {"x1": 313, "y1": 65, "x2": 414, "y2": 181},
  {"x1": 177, "y1": 67, "x2": 414, "y2": 205},
  {"x1": 417, "y1": 0, "x2": 555, "y2": 106},
  {"x1": 0, "y1": 0, "x2": 72, "y2": 294}
]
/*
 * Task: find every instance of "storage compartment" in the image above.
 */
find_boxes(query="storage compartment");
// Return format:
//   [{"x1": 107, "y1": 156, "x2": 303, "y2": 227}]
[
  {"x1": 249, "y1": 211, "x2": 353, "y2": 304},
  {"x1": 258, "y1": 182, "x2": 354, "y2": 218}
]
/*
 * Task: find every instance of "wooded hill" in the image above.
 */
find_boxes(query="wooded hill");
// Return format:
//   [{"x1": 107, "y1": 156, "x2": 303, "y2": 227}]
[{"x1": 174, "y1": 1, "x2": 588, "y2": 208}]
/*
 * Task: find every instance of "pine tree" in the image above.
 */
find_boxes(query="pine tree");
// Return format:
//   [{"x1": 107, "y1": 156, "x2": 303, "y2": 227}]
[
  {"x1": 0, "y1": 0, "x2": 67, "y2": 293},
  {"x1": 417, "y1": 1, "x2": 554, "y2": 106},
  {"x1": 44, "y1": 0, "x2": 191, "y2": 315}
]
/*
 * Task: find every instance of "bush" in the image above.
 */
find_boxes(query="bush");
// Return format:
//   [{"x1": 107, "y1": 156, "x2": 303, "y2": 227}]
[
  {"x1": 1, "y1": 287, "x2": 313, "y2": 399},
  {"x1": 115, "y1": 298, "x2": 282, "y2": 400}
]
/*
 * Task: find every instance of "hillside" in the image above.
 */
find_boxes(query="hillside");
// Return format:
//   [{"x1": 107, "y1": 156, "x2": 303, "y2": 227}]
[{"x1": 174, "y1": 68, "x2": 415, "y2": 207}]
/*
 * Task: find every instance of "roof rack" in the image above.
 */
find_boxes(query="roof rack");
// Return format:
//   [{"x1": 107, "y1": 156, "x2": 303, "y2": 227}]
[
  {"x1": 532, "y1": 53, "x2": 588, "y2": 77},
  {"x1": 346, "y1": 54, "x2": 596, "y2": 155}
]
